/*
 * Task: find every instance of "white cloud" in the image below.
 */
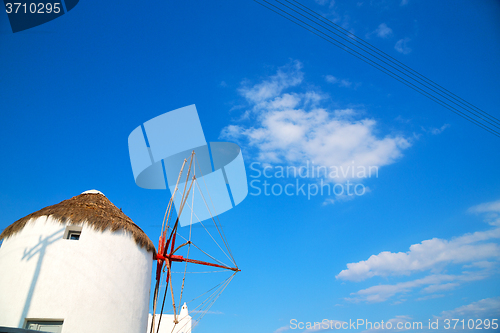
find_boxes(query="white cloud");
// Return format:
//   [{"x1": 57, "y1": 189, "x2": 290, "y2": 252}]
[
  {"x1": 421, "y1": 124, "x2": 449, "y2": 135},
  {"x1": 338, "y1": 201, "x2": 500, "y2": 303},
  {"x1": 421, "y1": 282, "x2": 459, "y2": 293},
  {"x1": 463, "y1": 260, "x2": 496, "y2": 269},
  {"x1": 274, "y1": 325, "x2": 290, "y2": 333},
  {"x1": 469, "y1": 200, "x2": 500, "y2": 226},
  {"x1": 336, "y1": 227, "x2": 500, "y2": 281},
  {"x1": 395, "y1": 115, "x2": 411, "y2": 124},
  {"x1": 374, "y1": 23, "x2": 393, "y2": 38},
  {"x1": 416, "y1": 294, "x2": 445, "y2": 301},
  {"x1": 303, "y1": 320, "x2": 346, "y2": 332},
  {"x1": 315, "y1": 0, "x2": 335, "y2": 8},
  {"x1": 346, "y1": 271, "x2": 491, "y2": 303},
  {"x1": 360, "y1": 315, "x2": 415, "y2": 333},
  {"x1": 325, "y1": 75, "x2": 338, "y2": 84},
  {"x1": 429, "y1": 124, "x2": 450, "y2": 135},
  {"x1": 339, "y1": 79, "x2": 352, "y2": 88},
  {"x1": 304, "y1": 326, "x2": 330, "y2": 332},
  {"x1": 322, "y1": 198, "x2": 336, "y2": 206},
  {"x1": 189, "y1": 310, "x2": 224, "y2": 315},
  {"x1": 238, "y1": 61, "x2": 303, "y2": 104},
  {"x1": 395, "y1": 38, "x2": 412, "y2": 54},
  {"x1": 325, "y1": 75, "x2": 356, "y2": 89},
  {"x1": 470, "y1": 200, "x2": 500, "y2": 213},
  {"x1": 221, "y1": 61, "x2": 411, "y2": 183},
  {"x1": 437, "y1": 297, "x2": 500, "y2": 319}
]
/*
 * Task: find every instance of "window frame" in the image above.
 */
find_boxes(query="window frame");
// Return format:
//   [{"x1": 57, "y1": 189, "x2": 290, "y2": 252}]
[
  {"x1": 25, "y1": 319, "x2": 64, "y2": 332},
  {"x1": 63, "y1": 225, "x2": 82, "y2": 241}
]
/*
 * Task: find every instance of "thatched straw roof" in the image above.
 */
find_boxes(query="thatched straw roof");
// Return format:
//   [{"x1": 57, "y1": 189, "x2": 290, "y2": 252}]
[{"x1": 0, "y1": 192, "x2": 156, "y2": 254}]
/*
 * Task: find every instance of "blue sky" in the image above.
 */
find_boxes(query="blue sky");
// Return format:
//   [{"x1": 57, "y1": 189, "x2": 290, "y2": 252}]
[{"x1": 1, "y1": 1, "x2": 500, "y2": 332}]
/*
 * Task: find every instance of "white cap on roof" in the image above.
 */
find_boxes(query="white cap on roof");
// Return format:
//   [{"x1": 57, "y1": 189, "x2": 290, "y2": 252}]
[
  {"x1": 180, "y1": 302, "x2": 189, "y2": 317},
  {"x1": 81, "y1": 189, "x2": 104, "y2": 195}
]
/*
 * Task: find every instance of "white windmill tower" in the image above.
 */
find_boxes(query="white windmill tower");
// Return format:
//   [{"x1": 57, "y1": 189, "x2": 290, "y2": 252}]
[{"x1": 0, "y1": 190, "x2": 155, "y2": 333}]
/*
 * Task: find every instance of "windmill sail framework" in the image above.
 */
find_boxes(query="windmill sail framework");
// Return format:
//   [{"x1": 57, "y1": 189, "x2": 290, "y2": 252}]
[
  {"x1": 128, "y1": 105, "x2": 248, "y2": 226},
  {"x1": 128, "y1": 105, "x2": 244, "y2": 333},
  {"x1": 148, "y1": 152, "x2": 240, "y2": 333}
]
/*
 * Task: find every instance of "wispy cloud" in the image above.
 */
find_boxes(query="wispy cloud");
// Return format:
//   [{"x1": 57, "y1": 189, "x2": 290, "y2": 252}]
[
  {"x1": 346, "y1": 271, "x2": 491, "y2": 303},
  {"x1": 437, "y1": 297, "x2": 500, "y2": 319},
  {"x1": 221, "y1": 61, "x2": 411, "y2": 184},
  {"x1": 274, "y1": 325, "x2": 290, "y2": 333},
  {"x1": 469, "y1": 200, "x2": 500, "y2": 214},
  {"x1": 313, "y1": 0, "x2": 352, "y2": 33},
  {"x1": 421, "y1": 282, "x2": 459, "y2": 293},
  {"x1": 238, "y1": 60, "x2": 303, "y2": 105},
  {"x1": 339, "y1": 79, "x2": 352, "y2": 88},
  {"x1": 469, "y1": 199, "x2": 500, "y2": 226},
  {"x1": 416, "y1": 294, "x2": 445, "y2": 301},
  {"x1": 420, "y1": 124, "x2": 450, "y2": 135},
  {"x1": 360, "y1": 315, "x2": 415, "y2": 333},
  {"x1": 426, "y1": 124, "x2": 450, "y2": 135},
  {"x1": 374, "y1": 23, "x2": 393, "y2": 39},
  {"x1": 395, "y1": 37, "x2": 412, "y2": 54},
  {"x1": 314, "y1": 0, "x2": 335, "y2": 8},
  {"x1": 303, "y1": 320, "x2": 346, "y2": 332},
  {"x1": 189, "y1": 310, "x2": 224, "y2": 315},
  {"x1": 324, "y1": 75, "x2": 356, "y2": 89},
  {"x1": 325, "y1": 75, "x2": 338, "y2": 84},
  {"x1": 337, "y1": 200, "x2": 500, "y2": 303},
  {"x1": 337, "y1": 227, "x2": 500, "y2": 281},
  {"x1": 322, "y1": 198, "x2": 336, "y2": 206}
]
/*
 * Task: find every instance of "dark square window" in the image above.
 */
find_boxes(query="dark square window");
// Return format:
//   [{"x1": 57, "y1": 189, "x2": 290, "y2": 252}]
[
  {"x1": 63, "y1": 225, "x2": 82, "y2": 241},
  {"x1": 68, "y1": 231, "x2": 81, "y2": 240}
]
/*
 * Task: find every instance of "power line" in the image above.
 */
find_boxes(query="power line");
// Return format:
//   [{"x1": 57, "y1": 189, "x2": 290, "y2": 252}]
[
  {"x1": 287, "y1": 0, "x2": 500, "y2": 127},
  {"x1": 253, "y1": 0, "x2": 500, "y2": 137}
]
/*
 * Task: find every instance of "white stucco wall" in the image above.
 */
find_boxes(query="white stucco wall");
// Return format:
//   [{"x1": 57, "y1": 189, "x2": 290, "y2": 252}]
[{"x1": 0, "y1": 216, "x2": 153, "y2": 333}]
